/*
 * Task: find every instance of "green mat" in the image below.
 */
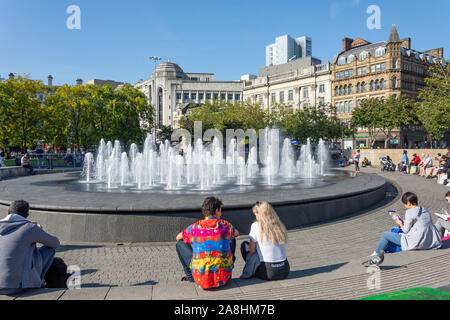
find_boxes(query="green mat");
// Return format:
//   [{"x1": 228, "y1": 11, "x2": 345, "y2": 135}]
[{"x1": 361, "y1": 287, "x2": 450, "y2": 300}]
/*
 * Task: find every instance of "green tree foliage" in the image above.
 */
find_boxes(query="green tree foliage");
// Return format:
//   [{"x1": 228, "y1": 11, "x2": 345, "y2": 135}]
[
  {"x1": 0, "y1": 75, "x2": 45, "y2": 151},
  {"x1": 181, "y1": 100, "x2": 345, "y2": 144},
  {"x1": 44, "y1": 84, "x2": 153, "y2": 149},
  {"x1": 417, "y1": 62, "x2": 450, "y2": 140}
]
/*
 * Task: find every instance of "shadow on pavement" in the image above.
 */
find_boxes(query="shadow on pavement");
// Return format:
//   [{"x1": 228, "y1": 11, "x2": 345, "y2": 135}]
[
  {"x1": 288, "y1": 262, "x2": 348, "y2": 279},
  {"x1": 56, "y1": 245, "x2": 103, "y2": 253}
]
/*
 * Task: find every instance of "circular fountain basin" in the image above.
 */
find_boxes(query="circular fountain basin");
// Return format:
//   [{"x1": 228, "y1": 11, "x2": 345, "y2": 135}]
[{"x1": 0, "y1": 170, "x2": 386, "y2": 243}]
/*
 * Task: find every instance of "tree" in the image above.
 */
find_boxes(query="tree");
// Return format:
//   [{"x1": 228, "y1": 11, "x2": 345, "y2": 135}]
[
  {"x1": 0, "y1": 75, "x2": 45, "y2": 151},
  {"x1": 377, "y1": 96, "x2": 418, "y2": 148},
  {"x1": 351, "y1": 98, "x2": 381, "y2": 148},
  {"x1": 417, "y1": 62, "x2": 450, "y2": 140}
]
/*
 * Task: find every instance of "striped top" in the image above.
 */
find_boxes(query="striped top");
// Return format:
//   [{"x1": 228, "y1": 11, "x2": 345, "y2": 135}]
[{"x1": 182, "y1": 217, "x2": 236, "y2": 289}]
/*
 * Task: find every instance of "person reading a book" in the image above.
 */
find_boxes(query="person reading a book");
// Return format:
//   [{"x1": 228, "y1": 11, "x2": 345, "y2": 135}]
[
  {"x1": 434, "y1": 191, "x2": 450, "y2": 238},
  {"x1": 369, "y1": 192, "x2": 442, "y2": 258}
]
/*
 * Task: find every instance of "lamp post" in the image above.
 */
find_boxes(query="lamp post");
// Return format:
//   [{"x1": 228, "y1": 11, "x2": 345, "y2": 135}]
[{"x1": 149, "y1": 56, "x2": 162, "y2": 139}]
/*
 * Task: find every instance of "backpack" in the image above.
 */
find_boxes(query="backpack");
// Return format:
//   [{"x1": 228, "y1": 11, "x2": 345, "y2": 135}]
[{"x1": 43, "y1": 257, "x2": 71, "y2": 289}]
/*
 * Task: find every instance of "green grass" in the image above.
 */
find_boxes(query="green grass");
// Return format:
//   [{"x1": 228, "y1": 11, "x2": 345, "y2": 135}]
[
  {"x1": 3, "y1": 159, "x2": 66, "y2": 166},
  {"x1": 361, "y1": 287, "x2": 450, "y2": 300}
]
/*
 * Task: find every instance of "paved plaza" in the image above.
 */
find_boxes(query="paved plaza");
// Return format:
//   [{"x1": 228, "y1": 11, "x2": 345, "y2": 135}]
[{"x1": 1, "y1": 167, "x2": 450, "y2": 300}]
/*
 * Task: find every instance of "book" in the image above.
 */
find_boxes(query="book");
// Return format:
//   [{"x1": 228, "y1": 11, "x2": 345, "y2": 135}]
[{"x1": 434, "y1": 212, "x2": 449, "y2": 221}]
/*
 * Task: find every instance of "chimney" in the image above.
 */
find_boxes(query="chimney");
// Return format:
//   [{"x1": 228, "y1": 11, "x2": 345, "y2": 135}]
[
  {"x1": 9, "y1": 73, "x2": 14, "y2": 80},
  {"x1": 76, "y1": 78, "x2": 83, "y2": 85},
  {"x1": 48, "y1": 75, "x2": 53, "y2": 86},
  {"x1": 342, "y1": 37, "x2": 354, "y2": 52}
]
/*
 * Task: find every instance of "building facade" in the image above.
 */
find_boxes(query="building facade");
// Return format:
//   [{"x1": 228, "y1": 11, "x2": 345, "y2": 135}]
[
  {"x1": 243, "y1": 57, "x2": 332, "y2": 111},
  {"x1": 134, "y1": 62, "x2": 243, "y2": 129},
  {"x1": 331, "y1": 25, "x2": 445, "y2": 149},
  {"x1": 266, "y1": 35, "x2": 312, "y2": 67}
]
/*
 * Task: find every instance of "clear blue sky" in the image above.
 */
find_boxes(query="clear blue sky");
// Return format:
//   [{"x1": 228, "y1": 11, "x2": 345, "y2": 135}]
[{"x1": 1, "y1": 0, "x2": 449, "y2": 85}]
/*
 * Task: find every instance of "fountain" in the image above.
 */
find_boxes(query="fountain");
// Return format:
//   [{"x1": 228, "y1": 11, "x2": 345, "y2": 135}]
[{"x1": 81, "y1": 128, "x2": 330, "y2": 192}]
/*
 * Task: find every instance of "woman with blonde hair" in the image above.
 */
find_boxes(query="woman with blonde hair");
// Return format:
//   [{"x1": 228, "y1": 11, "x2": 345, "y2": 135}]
[{"x1": 240, "y1": 202, "x2": 290, "y2": 281}]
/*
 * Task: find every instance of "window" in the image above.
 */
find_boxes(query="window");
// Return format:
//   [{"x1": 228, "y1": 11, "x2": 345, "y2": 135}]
[
  {"x1": 340, "y1": 86, "x2": 344, "y2": 95},
  {"x1": 319, "y1": 84, "x2": 325, "y2": 93},
  {"x1": 361, "y1": 82, "x2": 366, "y2": 92},
  {"x1": 350, "y1": 101, "x2": 354, "y2": 112},
  {"x1": 348, "y1": 84, "x2": 353, "y2": 94},
  {"x1": 340, "y1": 71, "x2": 344, "y2": 79},
  {"x1": 349, "y1": 69, "x2": 354, "y2": 77},
  {"x1": 258, "y1": 95, "x2": 263, "y2": 104},
  {"x1": 199, "y1": 93, "x2": 204, "y2": 100},
  {"x1": 381, "y1": 79, "x2": 386, "y2": 89},
  {"x1": 336, "y1": 72, "x2": 340, "y2": 80},
  {"x1": 235, "y1": 94, "x2": 241, "y2": 101},
  {"x1": 271, "y1": 93, "x2": 276, "y2": 102},
  {"x1": 213, "y1": 93, "x2": 219, "y2": 100},
  {"x1": 303, "y1": 87, "x2": 309, "y2": 98},
  {"x1": 376, "y1": 64, "x2": 381, "y2": 72},
  {"x1": 335, "y1": 87, "x2": 339, "y2": 96},
  {"x1": 340, "y1": 102, "x2": 344, "y2": 113},
  {"x1": 336, "y1": 102, "x2": 340, "y2": 113},
  {"x1": 228, "y1": 94, "x2": 233, "y2": 100},
  {"x1": 357, "y1": 100, "x2": 361, "y2": 108},
  {"x1": 392, "y1": 60, "x2": 397, "y2": 69},
  {"x1": 279, "y1": 91, "x2": 284, "y2": 102},
  {"x1": 345, "y1": 101, "x2": 349, "y2": 113},
  {"x1": 375, "y1": 80, "x2": 380, "y2": 90},
  {"x1": 344, "y1": 70, "x2": 349, "y2": 78},
  {"x1": 381, "y1": 63, "x2": 386, "y2": 71},
  {"x1": 191, "y1": 93, "x2": 197, "y2": 100},
  {"x1": 347, "y1": 55, "x2": 355, "y2": 63},
  {"x1": 371, "y1": 65, "x2": 376, "y2": 73},
  {"x1": 206, "y1": 93, "x2": 211, "y2": 100},
  {"x1": 362, "y1": 67, "x2": 367, "y2": 74},
  {"x1": 343, "y1": 85, "x2": 347, "y2": 95},
  {"x1": 183, "y1": 93, "x2": 189, "y2": 102},
  {"x1": 370, "y1": 80, "x2": 375, "y2": 91},
  {"x1": 392, "y1": 77, "x2": 397, "y2": 89},
  {"x1": 359, "y1": 52, "x2": 368, "y2": 60},
  {"x1": 375, "y1": 47, "x2": 386, "y2": 57},
  {"x1": 319, "y1": 97, "x2": 325, "y2": 105},
  {"x1": 220, "y1": 93, "x2": 226, "y2": 100},
  {"x1": 176, "y1": 93, "x2": 181, "y2": 100},
  {"x1": 357, "y1": 83, "x2": 361, "y2": 93},
  {"x1": 338, "y1": 57, "x2": 346, "y2": 65},
  {"x1": 357, "y1": 67, "x2": 362, "y2": 76},
  {"x1": 288, "y1": 90, "x2": 294, "y2": 101}
]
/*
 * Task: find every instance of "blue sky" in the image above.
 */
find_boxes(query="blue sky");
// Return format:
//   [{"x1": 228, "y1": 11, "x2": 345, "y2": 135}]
[{"x1": 1, "y1": 0, "x2": 449, "y2": 85}]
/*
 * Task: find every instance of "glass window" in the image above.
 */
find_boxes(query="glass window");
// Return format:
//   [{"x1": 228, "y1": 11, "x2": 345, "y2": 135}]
[
  {"x1": 220, "y1": 93, "x2": 226, "y2": 100},
  {"x1": 381, "y1": 79, "x2": 385, "y2": 89},
  {"x1": 340, "y1": 102, "x2": 344, "y2": 113},
  {"x1": 176, "y1": 93, "x2": 181, "y2": 100},
  {"x1": 359, "y1": 52, "x2": 367, "y2": 60},
  {"x1": 206, "y1": 93, "x2": 211, "y2": 100},
  {"x1": 370, "y1": 81, "x2": 375, "y2": 91},
  {"x1": 228, "y1": 94, "x2": 233, "y2": 100},
  {"x1": 336, "y1": 72, "x2": 340, "y2": 80},
  {"x1": 363, "y1": 67, "x2": 367, "y2": 74},
  {"x1": 271, "y1": 93, "x2": 276, "y2": 102},
  {"x1": 336, "y1": 102, "x2": 340, "y2": 113},
  {"x1": 362, "y1": 82, "x2": 366, "y2": 92},
  {"x1": 357, "y1": 100, "x2": 361, "y2": 108},
  {"x1": 350, "y1": 101, "x2": 354, "y2": 112},
  {"x1": 213, "y1": 93, "x2": 219, "y2": 100},
  {"x1": 258, "y1": 95, "x2": 263, "y2": 104},
  {"x1": 371, "y1": 65, "x2": 376, "y2": 73},
  {"x1": 375, "y1": 80, "x2": 380, "y2": 90},
  {"x1": 340, "y1": 71, "x2": 344, "y2": 79},
  {"x1": 348, "y1": 84, "x2": 353, "y2": 94},
  {"x1": 319, "y1": 84, "x2": 325, "y2": 93},
  {"x1": 303, "y1": 87, "x2": 308, "y2": 98},
  {"x1": 279, "y1": 91, "x2": 284, "y2": 102},
  {"x1": 376, "y1": 64, "x2": 381, "y2": 72},
  {"x1": 191, "y1": 93, "x2": 197, "y2": 100},
  {"x1": 381, "y1": 63, "x2": 386, "y2": 71},
  {"x1": 345, "y1": 101, "x2": 349, "y2": 113},
  {"x1": 357, "y1": 83, "x2": 361, "y2": 93},
  {"x1": 335, "y1": 87, "x2": 339, "y2": 96},
  {"x1": 288, "y1": 90, "x2": 294, "y2": 100},
  {"x1": 235, "y1": 94, "x2": 241, "y2": 100},
  {"x1": 199, "y1": 93, "x2": 204, "y2": 100},
  {"x1": 349, "y1": 69, "x2": 354, "y2": 77},
  {"x1": 340, "y1": 86, "x2": 344, "y2": 95}
]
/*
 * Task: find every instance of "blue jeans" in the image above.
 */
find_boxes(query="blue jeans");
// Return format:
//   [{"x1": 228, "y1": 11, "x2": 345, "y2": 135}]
[
  {"x1": 176, "y1": 239, "x2": 236, "y2": 283},
  {"x1": 376, "y1": 231, "x2": 402, "y2": 254}
]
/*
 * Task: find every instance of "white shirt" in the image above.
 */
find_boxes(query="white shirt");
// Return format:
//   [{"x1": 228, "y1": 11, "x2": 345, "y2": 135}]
[{"x1": 249, "y1": 222, "x2": 287, "y2": 263}]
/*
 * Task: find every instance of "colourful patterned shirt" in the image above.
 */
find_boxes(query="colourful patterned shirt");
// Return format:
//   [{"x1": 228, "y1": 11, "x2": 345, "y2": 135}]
[{"x1": 182, "y1": 217, "x2": 236, "y2": 289}]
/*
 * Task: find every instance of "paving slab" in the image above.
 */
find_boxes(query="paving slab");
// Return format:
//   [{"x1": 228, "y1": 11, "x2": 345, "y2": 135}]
[
  {"x1": 152, "y1": 281, "x2": 198, "y2": 300},
  {"x1": 105, "y1": 285, "x2": 153, "y2": 300},
  {"x1": 16, "y1": 288, "x2": 66, "y2": 300},
  {"x1": 58, "y1": 287, "x2": 110, "y2": 300}
]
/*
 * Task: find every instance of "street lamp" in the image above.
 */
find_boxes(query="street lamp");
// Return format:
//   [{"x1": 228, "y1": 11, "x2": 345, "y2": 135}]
[{"x1": 149, "y1": 56, "x2": 162, "y2": 139}]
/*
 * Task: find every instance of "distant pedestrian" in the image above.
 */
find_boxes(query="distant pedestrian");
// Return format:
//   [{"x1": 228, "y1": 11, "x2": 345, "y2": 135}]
[
  {"x1": 353, "y1": 150, "x2": 361, "y2": 175},
  {"x1": 35, "y1": 146, "x2": 45, "y2": 169},
  {"x1": 0, "y1": 148, "x2": 5, "y2": 168}
]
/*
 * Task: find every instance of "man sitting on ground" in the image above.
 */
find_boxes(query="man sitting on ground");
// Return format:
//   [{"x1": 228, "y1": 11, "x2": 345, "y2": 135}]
[
  {"x1": 434, "y1": 191, "x2": 450, "y2": 239},
  {"x1": 0, "y1": 200, "x2": 60, "y2": 295},
  {"x1": 176, "y1": 197, "x2": 239, "y2": 289}
]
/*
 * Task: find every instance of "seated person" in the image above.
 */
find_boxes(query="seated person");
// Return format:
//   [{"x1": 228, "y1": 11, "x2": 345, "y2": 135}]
[
  {"x1": 240, "y1": 202, "x2": 290, "y2": 281},
  {"x1": 364, "y1": 192, "x2": 442, "y2": 267},
  {"x1": 437, "y1": 155, "x2": 450, "y2": 180},
  {"x1": 419, "y1": 154, "x2": 433, "y2": 177},
  {"x1": 362, "y1": 157, "x2": 370, "y2": 168},
  {"x1": 176, "y1": 197, "x2": 239, "y2": 289},
  {"x1": 435, "y1": 191, "x2": 450, "y2": 239},
  {"x1": 0, "y1": 200, "x2": 60, "y2": 295},
  {"x1": 408, "y1": 154, "x2": 421, "y2": 174},
  {"x1": 400, "y1": 150, "x2": 409, "y2": 172},
  {"x1": 427, "y1": 154, "x2": 442, "y2": 179},
  {"x1": 21, "y1": 153, "x2": 34, "y2": 175}
]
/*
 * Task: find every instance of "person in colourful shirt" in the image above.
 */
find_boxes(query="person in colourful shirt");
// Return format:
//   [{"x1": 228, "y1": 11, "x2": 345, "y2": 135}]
[{"x1": 176, "y1": 197, "x2": 239, "y2": 289}]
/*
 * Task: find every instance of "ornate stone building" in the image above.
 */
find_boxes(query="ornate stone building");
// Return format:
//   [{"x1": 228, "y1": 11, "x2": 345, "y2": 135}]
[
  {"x1": 331, "y1": 25, "x2": 445, "y2": 149},
  {"x1": 134, "y1": 62, "x2": 243, "y2": 129},
  {"x1": 243, "y1": 57, "x2": 332, "y2": 111}
]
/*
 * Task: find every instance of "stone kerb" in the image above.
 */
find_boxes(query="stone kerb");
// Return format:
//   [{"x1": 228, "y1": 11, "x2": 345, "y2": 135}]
[{"x1": 0, "y1": 166, "x2": 28, "y2": 179}]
